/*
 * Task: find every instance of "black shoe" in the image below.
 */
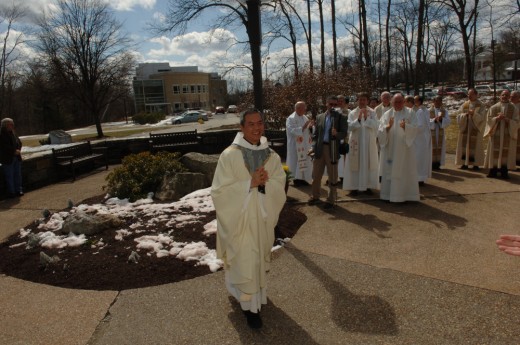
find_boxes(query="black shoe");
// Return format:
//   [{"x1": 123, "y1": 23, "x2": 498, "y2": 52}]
[
  {"x1": 243, "y1": 310, "x2": 262, "y2": 329},
  {"x1": 7, "y1": 193, "x2": 17, "y2": 199},
  {"x1": 364, "y1": 189, "x2": 373, "y2": 195},
  {"x1": 460, "y1": 165, "x2": 468, "y2": 170},
  {"x1": 308, "y1": 197, "x2": 320, "y2": 205},
  {"x1": 418, "y1": 181, "x2": 425, "y2": 186},
  {"x1": 348, "y1": 190, "x2": 359, "y2": 197},
  {"x1": 18, "y1": 192, "x2": 24, "y2": 196},
  {"x1": 472, "y1": 166, "x2": 480, "y2": 171}
]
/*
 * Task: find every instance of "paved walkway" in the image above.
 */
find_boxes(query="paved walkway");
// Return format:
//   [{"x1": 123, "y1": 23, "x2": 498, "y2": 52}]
[{"x1": 1, "y1": 157, "x2": 520, "y2": 345}]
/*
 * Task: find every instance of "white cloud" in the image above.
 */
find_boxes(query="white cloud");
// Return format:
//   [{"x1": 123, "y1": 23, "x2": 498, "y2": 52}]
[
  {"x1": 147, "y1": 29, "x2": 237, "y2": 59},
  {"x1": 110, "y1": 0, "x2": 156, "y2": 12}
]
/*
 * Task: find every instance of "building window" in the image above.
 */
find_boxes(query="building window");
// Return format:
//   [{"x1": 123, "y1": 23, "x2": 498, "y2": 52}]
[
  {"x1": 202, "y1": 85, "x2": 207, "y2": 93},
  {"x1": 197, "y1": 85, "x2": 202, "y2": 93},
  {"x1": 184, "y1": 102, "x2": 189, "y2": 109},
  {"x1": 173, "y1": 85, "x2": 180, "y2": 94},
  {"x1": 190, "y1": 85, "x2": 196, "y2": 94},
  {"x1": 182, "y1": 85, "x2": 189, "y2": 93},
  {"x1": 174, "y1": 103, "x2": 181, "y2": 111}
]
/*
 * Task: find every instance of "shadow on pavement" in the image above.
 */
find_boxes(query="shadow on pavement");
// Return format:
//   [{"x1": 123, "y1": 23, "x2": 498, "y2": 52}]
[
  {"x1": 372, "y1": 200, "x2": 468, "y2": 231},
  {"x1": 227, "y1": 297, "x2": 319, "y2": 344},
  {"x1": 287, "y1": 248, "x2": 399, "y2": 336},
  {"x1": 324, "y1": 203, "x2": 393, "y2": 238}
]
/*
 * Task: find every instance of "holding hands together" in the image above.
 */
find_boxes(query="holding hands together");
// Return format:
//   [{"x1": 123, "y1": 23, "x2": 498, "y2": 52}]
[
  {"x1": 496, "y1": 234, "x2": 520, "y2": 257},
  {"x1": 251, "y1": 166, "x2": 269, "y2": 188},
  {"x1": 386, "y1": 117, "x2": 394, "y2": 131}
]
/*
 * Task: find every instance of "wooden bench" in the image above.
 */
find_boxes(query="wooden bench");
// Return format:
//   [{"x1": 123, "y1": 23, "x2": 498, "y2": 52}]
[
  {"x1": 149, "y1": 130, "x2": 201, "y2": 154},
  {"x1": 52, "y1": 142, "x2": 108, "y2": 181}
]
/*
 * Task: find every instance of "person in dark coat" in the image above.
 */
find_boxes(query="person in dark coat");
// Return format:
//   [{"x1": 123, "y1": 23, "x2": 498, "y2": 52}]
[{"x1": 0, "y1": 118, "x2": 23, "y2": 197}]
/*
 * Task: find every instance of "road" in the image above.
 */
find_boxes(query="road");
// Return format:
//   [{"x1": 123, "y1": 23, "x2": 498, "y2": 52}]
[{"x1": 20, "y1": 112, "x2": 241, "y2": 142}]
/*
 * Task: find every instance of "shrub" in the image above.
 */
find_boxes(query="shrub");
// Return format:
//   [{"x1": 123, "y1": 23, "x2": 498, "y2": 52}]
[
  {"x1": 104, "y1": 151, "x2": 186, "y2": 201},
  {"x1": 132, "y1": 112, "x2": 166, "y2": 125}
]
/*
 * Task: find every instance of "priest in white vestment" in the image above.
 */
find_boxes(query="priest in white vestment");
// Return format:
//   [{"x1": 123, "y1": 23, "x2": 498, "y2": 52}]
[
  {"x1": 483, "y1": 90, "x2": 519, "y2": 179},
  {"x1": 374, "y1": 91, "x2": 392, "y2": 120},
  {"x1": 211, "y1": 109, "x2": 286, "y2": 328},
  {"x1": 429, "y1": 96, "x2": 451, "y2": 169},
  {"x1": 412, "y1": 95, "x2": 432, "y2": 185},
  {"x1": 286, "y1": 101, "x2": 313, "y2": 186},
  {"x1": 342, "y1": 92, "x2": 379, "y2": 194},
  {"x1": 378, "y1": 93, "x2": 420, "y2": 202},
  {"x1": 455, "y1": 88, "x2": 486, "y2": 170}
]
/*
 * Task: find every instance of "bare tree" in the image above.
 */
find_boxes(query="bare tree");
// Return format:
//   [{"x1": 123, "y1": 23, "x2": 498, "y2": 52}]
[
  {"x1": 37, "y1": 0, "x2": 135, "y2": 138},
  {"x1": 0, "y1": 3, "x2": 28, "y2": 117},
  {"x1": 436, "y1": 0, "x2": 480, "y2": 88},
  {"x1": 151, "y1": 0, "x2": 270, "y2": 110},
  {"x1": 317, "y1": 0, "x2": 326, "y2": 74}
]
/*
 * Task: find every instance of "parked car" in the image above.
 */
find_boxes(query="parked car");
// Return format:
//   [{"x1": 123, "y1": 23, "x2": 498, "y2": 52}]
[
  {"x1": 474, "y1": 84, "x2": 492, "y2": 94},
  {"x1": 227, "y1": 105, "x2": 238, "y2": 113},
  {"x1": 436, "y1": 87, "x2": 467, "y2": 99},
  {"x1": 171, "y1": 110, "x2": 209, "y2": 124},
  {"x1": 215, "y1": 106, "x2": 225, "y2": 114}
]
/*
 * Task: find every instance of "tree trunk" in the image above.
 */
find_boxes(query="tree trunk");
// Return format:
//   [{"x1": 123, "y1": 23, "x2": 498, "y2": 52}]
[
  {"x1": 331, "y1": 0, "x2": 338, "y2": 71},
  {"x1": 414, "y1": 0, "x2": 425, "y2": 95},
  {"x1": 307, "y1": 0, "x2": 313, "y2": 72},
  {"x1": 385, "y1": 0, "x2": 392, "y2": 90},
  {"x1": 318, "y1": 0, "x2": 325, "y2": 74}
]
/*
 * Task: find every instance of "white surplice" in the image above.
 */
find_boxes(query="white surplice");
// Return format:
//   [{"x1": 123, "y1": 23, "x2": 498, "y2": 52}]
[
  {"x1": 286, "y1": 112, "x2": 313, "y2": 182},
  {"x1": 414, "y1": 106, "x2": 432, "y2": 182},
  {"x1": 378, "y1": 107, "x2": 420, "y2": 202},
  {"x1": 342, "y1": 107, "x2": 379, "y2": 191},
  {"x1": 211, "y1": 133, "x2": 286, "y2": 312}
]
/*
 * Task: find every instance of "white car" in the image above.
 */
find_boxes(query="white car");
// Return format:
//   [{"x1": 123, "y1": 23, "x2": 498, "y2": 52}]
[{"x1": 227, "y1": 105, "x2": 238, "y2": 113}]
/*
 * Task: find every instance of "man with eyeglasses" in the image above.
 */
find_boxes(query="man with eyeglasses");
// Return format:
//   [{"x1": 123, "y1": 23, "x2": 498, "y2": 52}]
[
  {"x1": 308, "y1": 95, "x2": 348, "y2": 208},
  {"x1": 378, "y1": 93, "x2": 420, "y2": 202}
]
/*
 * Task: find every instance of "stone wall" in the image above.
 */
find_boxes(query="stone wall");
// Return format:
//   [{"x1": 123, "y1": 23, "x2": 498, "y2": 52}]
[{"x1": 0, "y1": 130, "x2": 287, "y2": 198}]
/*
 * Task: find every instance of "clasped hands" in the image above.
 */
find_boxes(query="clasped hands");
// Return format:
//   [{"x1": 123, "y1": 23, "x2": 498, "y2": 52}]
[
  {"x1": 496, "y1": 113, "x2": 509, "y2": 123},
  {"x1": 386, "y1": 117, "x2": 406, "y2": 130},
  {"x1": 251, "y1": 166, "x2": 269, "y2": 188}
]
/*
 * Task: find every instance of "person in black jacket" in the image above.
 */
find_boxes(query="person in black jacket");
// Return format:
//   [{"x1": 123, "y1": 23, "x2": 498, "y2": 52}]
[{"x1": 0, "y1": 118, "x2": 23, "y2": 198}]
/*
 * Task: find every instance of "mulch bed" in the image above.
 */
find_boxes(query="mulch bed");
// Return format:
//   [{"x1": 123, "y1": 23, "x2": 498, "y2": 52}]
[{"x1": 0, "y1": 196, "x2": 306, "y2": 291}]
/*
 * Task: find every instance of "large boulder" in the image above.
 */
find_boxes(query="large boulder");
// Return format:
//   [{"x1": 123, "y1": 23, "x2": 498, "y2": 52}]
[
  {"x1": 61, "y1": 211, "x2": 124, "y2": 236},
  {"x1": 155, "y1": 172, "x2": 206, "y2": 202},
  {"x1": 180, "y1": 152, "x2": 219, "y2": 186}
]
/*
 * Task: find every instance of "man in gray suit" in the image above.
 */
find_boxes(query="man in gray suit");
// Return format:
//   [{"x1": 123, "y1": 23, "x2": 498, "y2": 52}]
[{"x1": 309, "y1": 95, "x2": 348, "y2": 208}]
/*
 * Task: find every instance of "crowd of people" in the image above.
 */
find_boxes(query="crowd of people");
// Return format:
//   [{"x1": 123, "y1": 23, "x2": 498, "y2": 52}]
[
  {"x1": 211, "y1": 97, "x2": 519, "y2": 330},
  {"x1": 285, "y1": 89, "x2": 520, "y2": 206}
]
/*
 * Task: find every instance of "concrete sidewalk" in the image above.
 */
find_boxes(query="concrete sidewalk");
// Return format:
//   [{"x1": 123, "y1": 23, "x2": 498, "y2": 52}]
[{"x1": 1, "y1": 159, "x2": 520, "y2": 345}]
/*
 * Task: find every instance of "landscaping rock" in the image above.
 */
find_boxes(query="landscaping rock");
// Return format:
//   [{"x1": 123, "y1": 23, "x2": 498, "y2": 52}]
[
  {"x1": 155, "y1": 172, "x2": 206, "y2": 202},
  {"x1": 61, "y1": 212, "x2": 124, "y2": 236},
  {"x1": 180, "y1": 152, "x2": 219, "y2": 186}
]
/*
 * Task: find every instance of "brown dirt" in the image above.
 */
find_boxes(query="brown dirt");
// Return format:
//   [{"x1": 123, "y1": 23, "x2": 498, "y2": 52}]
[{"x1": 0, "y1": 196, "x2": 306, "y2": 291}]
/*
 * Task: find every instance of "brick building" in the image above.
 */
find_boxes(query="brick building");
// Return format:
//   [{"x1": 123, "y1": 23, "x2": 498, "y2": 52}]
[{"x1": 133, "y1": 63, "x2": 227, "y2": 114}]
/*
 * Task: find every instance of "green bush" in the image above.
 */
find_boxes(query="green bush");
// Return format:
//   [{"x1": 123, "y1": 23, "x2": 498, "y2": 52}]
[
  {"x1": 104, "y1": 151, "x2": 186, "y2": 201},
  {"x1": 131, "y1": 112, "x2": 166, "y2": 125}
]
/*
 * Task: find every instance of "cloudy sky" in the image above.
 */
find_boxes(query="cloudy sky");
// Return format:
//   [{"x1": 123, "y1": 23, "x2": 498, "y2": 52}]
[
  {"x1": 1, "y1": 0, "x2": 359, "y2": 87},
  {"x1": 1, "y1": 0, "x2": 513, "y2": 88}
]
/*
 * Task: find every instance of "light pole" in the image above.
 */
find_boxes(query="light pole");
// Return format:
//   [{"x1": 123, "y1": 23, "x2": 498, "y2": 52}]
[{"x1": 264, "y1": 56, "x2": 270, "y2": 80}]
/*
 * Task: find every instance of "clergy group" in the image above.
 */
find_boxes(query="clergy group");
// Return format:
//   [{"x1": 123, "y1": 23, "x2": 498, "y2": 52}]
[{"x1": 285, "y1": 89, "x2": 520, "y2": 205}]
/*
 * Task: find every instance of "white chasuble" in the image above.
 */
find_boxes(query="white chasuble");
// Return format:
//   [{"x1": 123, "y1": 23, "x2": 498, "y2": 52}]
[
  {"x1": 378, "y1": 108, "x2": 420, "y2": 202},
  {"x1": 342, "y1": 107, "x2": 379, "y2": 191},
  {"x1": 211, "y1": 133, "x2": 286, "y2": 312}
]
